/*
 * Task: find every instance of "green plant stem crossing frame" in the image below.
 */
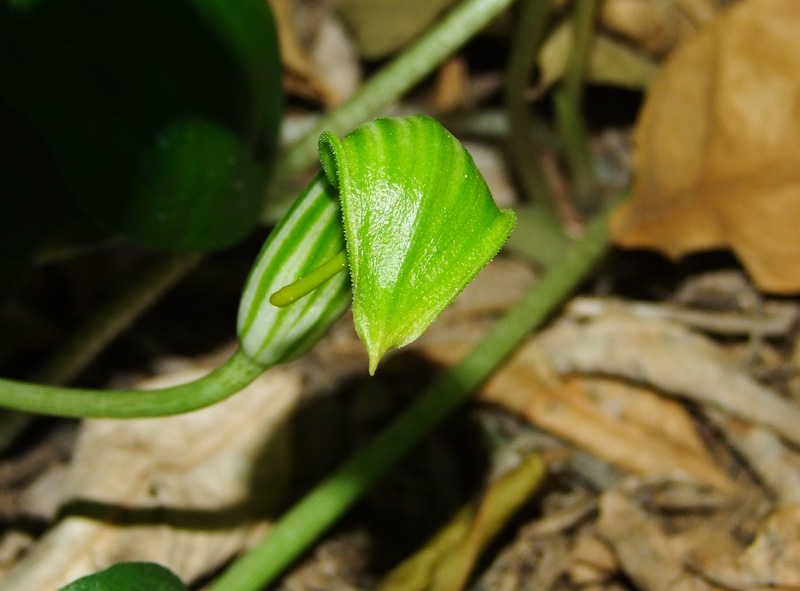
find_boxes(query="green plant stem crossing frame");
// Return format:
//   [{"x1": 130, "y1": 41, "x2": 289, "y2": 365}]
[
  {"x1": 0, "y1": 349, "x2": 264, "y2": 418},
  {"x1": 209, "y1": 202, "x2": 615, "y2": 591}
]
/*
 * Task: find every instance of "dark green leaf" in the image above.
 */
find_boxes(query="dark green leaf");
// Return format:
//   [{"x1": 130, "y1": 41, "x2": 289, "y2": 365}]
[
  {"x1": 0, "y1": 0, "x2": 282, "y2": 250},
  {"x1": 59, "y1": 562, "x2": 188, "y2": 591}
]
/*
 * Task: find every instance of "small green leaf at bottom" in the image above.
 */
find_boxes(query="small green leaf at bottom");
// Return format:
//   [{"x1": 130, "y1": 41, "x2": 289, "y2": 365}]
[
  {"x1": 59, "y1": 562, "x2": 188, "y2": 591},
  {"x1": 319, "y1": 115, "x2": 516, "y2": 374}
]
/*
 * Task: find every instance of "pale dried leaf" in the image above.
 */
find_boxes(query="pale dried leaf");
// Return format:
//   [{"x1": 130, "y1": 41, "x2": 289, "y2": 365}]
[
  {"x1": 567, "y1": 527, "x2": 618, "y2": 586},
  {"x1": 704, "y1": 411, "x2": 800, "y2": 506},
  {"x1": 480, "y1": 356, "x2": 734, "y2": 491},
  {"x1": 309, "y1": 15, "x2": 361, "y2": 104},
  {"x1": 610, "y1": 0, "x2": 800, "y2": 292},
  {"x1": 600, "y1": 0, "x2": 719, "y2": 55},
  {"x1": 598, "y1": 489, "x2": 721, "y2": 591},
  {"x1": 534, "y1": 316, "x2": 800, "y2": 447},
  {"x1": 268, "y1": 0, "x2": 340, "y2": 104},
  {"x1": 0, "y1": 354, "x2": 301, "y2": 590},
  {"x1": 689, "y1": 506, "x2": 800, "y2": 589}
]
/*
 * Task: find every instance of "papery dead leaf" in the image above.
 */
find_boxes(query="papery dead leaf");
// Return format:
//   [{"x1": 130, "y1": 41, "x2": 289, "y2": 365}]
[
  {"x1": 598, "y1": 489, "x2": 721, "y2": 591},
  {"x1": 533, "y1": 316, "x2": 800, "y2": 447},
  {"x1": 567, "y1": 527, "x2": 618, "y2": 586},
  {"x1": 268, "y1": 0, "x2": 340, "y2": 104},
  {"x1": 688, "y1": 506, "x2": 800, "y2": 589},
  {"x1": 609, "y1": 0, "x2": 800, "y2": 293},
  {"x1": 479, "y1": 351, "x2": 734, "y2": 491},
  {"x1": 706, "y1": 413, "x2": 800, "y2": 506},
  {"x1": 378, "y1": 453, "x2": 545, "y2": 591},
  {"x1": 600, "y1": 0, "x2": 719, "y2": 55},
  {"x1": 0, "y1": 354, "x2": 301, "y2": 591}
]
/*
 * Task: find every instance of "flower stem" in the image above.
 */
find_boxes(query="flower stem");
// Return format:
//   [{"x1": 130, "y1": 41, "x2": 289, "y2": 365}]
[
  {"x1": 556, "y1": 0, "x2": 598, "y2": 210},
  {"x1": 0, "y1": 348, "x2": 266, "y2": 418}
]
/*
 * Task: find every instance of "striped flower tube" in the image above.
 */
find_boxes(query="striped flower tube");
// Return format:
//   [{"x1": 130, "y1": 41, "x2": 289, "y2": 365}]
[{"x1": 237, "y1": 172, "x2": 351, "y2": 367}]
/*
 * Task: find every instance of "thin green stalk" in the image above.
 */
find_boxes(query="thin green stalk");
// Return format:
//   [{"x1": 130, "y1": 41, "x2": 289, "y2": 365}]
[
  {"x1": 555, "y1": 0, "x2": 598, "y2": 209},
  {"x1": 263, "y1": 0, "x2": 518, "y2": 221},
  {"x1": 209, "y1": 201, "x2": 615, "y2": 591},
  {"x1": 505, "y1": 0, "x2": 571, "y2": 265},
  {"x1": 0, "y1": 348, "x2": 265, "y2": 418},
  {"x1": 563, "y1": 0, "x2": 597, "y2": 105},
  {"x1": 505, "y1": 0, "x2": 552, "y2": 204},
  {"x1": 554, "y1": 89, "x2": 594, "y2": 207}
]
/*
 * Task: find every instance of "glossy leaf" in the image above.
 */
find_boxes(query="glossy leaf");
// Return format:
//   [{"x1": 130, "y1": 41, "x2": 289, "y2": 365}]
[
  {"x1": 319, "y1": 115, "x2": 516, "y2": 374},
  {"x1": 0, "y1": 0, "x2": 282, "y2": 250},
  {"x1": 237, "y1": 173, "x2": 352, "y2": 367},
  {"x1": 59, "y1": 562, "x2": 188, "y2": 591}
]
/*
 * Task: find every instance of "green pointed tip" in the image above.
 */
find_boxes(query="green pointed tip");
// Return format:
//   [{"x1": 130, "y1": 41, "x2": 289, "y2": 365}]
[{"x1": 367, "y1": 349, "x2": 384, "y2": 376}]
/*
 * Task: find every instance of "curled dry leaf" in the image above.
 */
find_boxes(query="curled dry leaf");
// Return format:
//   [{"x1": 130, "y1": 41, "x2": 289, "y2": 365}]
[
  {"x1": 600, "y1": 0, "x2": 719, "y2": 55},
  {"x1": 609, "y1": 0, "x2": 800, "y2": 293},
  {"x1": 480, "y1": 353, "x2": 734, "y2": 491},
  {"x1": 533, "y1": 316, "x2": 800, "y2": 447},
  {"x1": 703, "y1": 411, "x2": 800, "y2": 506}
]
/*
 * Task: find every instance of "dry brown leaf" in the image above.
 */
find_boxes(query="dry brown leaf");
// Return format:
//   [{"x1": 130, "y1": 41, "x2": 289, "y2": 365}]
[
  {"x1": 567, "y1": 527, "x2": 618, "y2": 586},
  {"x1": 479, "y1": 350, "x2": 734, "y2": 491},
  {"x1": 598, "y1": 489, "x2": 721, "y2": 591},
  {"x1": 533, "y1": 316, "x2": 800, "y2": 447},
  {"x1": 432, "y1": 57, "x2": 470, "y2": 112},
  {"x1": 609, "y1": 0, "x2": 800, "y2": 293},
  {"x1": 600, "y1": 0, "x2": 719, "y2": 55},
  {"x1": 268, "y1": 0, "x2": 340, "y2": 104},
  {"x1": 688, "y1": 506, "x2": 800, "y2": 589},
  {"x1": 704, "y1": 411, "x2": 800, "y2": 506},
  {"x1": 0, "y1": 353, "x2": 301, "y2": 591},
  {"x1": 378, "y1": 453, "x2": 545, "y2": 591}
]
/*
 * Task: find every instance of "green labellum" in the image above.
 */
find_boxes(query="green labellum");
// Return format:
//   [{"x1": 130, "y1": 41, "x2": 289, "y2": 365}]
[{"x1": 319, "y1": 115, "x2": 516, "y2": 374}]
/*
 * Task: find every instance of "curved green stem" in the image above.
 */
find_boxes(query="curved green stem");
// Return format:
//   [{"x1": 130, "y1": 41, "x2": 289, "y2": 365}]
[
  {"x1": 269, "y1": 249, "x2": 348, "y2": 308},
  {"x1": 0, "y1": 252, "x2": 205, "y2": 454},
  {"x1": 263, "y1": 0, "x2": 518, "y2": 221},
  {"x1": 0, "y1": 349, "x2": 266, "y2": 418},
  {"x1": 209, "y1": 199, "x2": 617, "y2": 591}
]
